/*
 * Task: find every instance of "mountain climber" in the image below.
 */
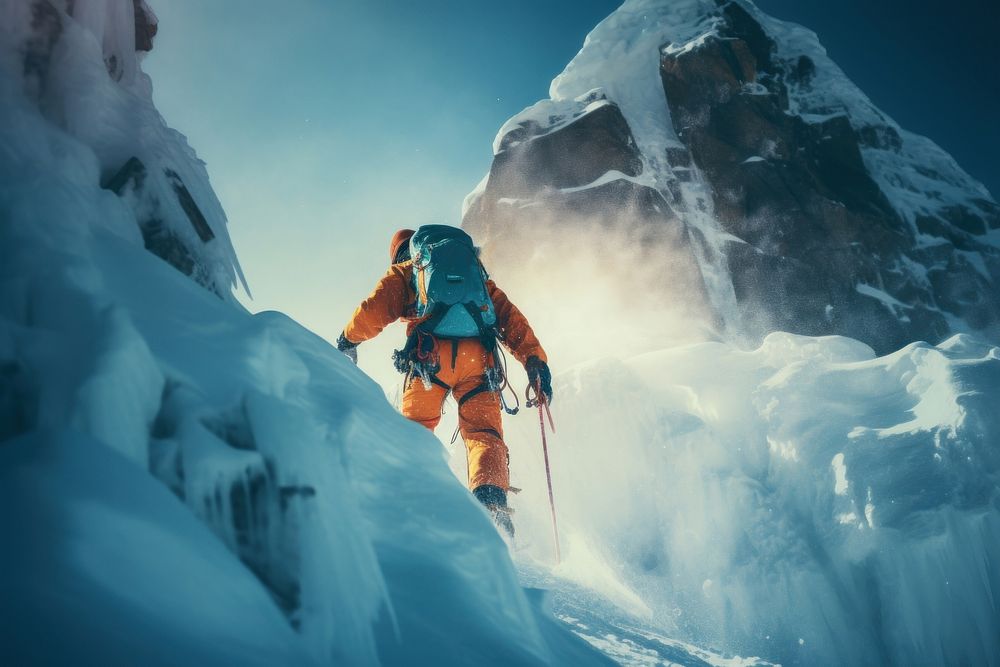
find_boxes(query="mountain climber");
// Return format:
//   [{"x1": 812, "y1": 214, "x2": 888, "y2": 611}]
[{"x1": 336, "y1": 226, "x2": 552, "y2": 538}]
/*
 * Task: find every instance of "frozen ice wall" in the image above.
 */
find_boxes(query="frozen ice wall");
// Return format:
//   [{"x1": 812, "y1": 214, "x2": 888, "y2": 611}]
[
  {"x1": 502, "y1": 332, "x2": 1000, "y2": 665},
  {"x1": 2, "y1": 0, "x2": 246, "y2": 298},
  {"x1": 0, "y1": 3, "x2": 608, "y2": 665}
]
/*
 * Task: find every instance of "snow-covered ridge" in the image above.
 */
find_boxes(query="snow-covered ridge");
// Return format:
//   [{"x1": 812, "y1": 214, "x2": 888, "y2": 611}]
[{"x1": 493, "y1": 89, "x2": 615, "y2": 155}]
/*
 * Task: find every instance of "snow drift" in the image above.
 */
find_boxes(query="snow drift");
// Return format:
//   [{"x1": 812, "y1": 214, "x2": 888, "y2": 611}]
[{"x1": 502, "y1": 333, "x2": 1000, "y2": 665}]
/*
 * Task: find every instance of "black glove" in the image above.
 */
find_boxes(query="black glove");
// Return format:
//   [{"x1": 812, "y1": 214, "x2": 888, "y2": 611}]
[
  {"x1": 525, "y1": 355, "x2": 552, "y2": 405},
  {"x1": 337, "y1": 332, "x2": 358, "y2": 365}
]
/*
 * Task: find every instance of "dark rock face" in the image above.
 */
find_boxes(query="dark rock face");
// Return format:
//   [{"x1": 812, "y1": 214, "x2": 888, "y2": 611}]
[
  {"x1": 464, "y1": 98, "x2": 674, "y2": 244},
  {"x1": 102, "y1": 157, "x2": 225, "y2": 296},
  {"x1": 490, "y1": 101, "x2": 644, "y2": 198},
  {"x1": 133, "y1": 0, "x2": 158, "y2": 52},
  {"x1": 0, "y1": 361, "x2": 38, "y2": 442},
  {"x1": 464, "y1": 99, "x2": 719, "y2": 332},
  {"x1": 658, "y1": 0, "x2": 1000, "y2": 350},
  {"x1": 466, "y1": 0, "x2": 1000, "y2": 353}
]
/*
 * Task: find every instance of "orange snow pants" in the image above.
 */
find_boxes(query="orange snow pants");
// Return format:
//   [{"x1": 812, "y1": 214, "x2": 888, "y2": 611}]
[{"x1": 401, "y1": 338, "x2": 509, "y2": 491}]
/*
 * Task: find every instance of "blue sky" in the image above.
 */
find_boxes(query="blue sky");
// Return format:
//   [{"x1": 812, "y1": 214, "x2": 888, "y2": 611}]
[
  {"x1": 146, "y1": 0, "x2": 619, "y2": 354},
  {"x1": 145, "y1": 0, "x2": 999, "y2": 371}
]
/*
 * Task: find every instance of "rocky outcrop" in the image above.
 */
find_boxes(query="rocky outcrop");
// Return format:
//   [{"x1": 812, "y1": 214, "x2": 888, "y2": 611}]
[
  {"x1": 659, "y1": 1, "x2": 999, "y2": 349},
  {"x1": 464, "y1": 94, "x2": 721, "y2": 338},
  {"x1": 488, "y1": 100, "x2": 644, "y2": 197},
  {"x1": 133, "y1": 0, "x2": 158, "y2": 52},
  {"x1": 464, "y1": 0, "x2": 1000, "y2": 353}
]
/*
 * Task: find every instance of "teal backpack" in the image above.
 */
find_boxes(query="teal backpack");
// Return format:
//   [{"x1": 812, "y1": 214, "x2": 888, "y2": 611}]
[{"x1": 409, "y1": 225, "x2": 497, "y2": 339}]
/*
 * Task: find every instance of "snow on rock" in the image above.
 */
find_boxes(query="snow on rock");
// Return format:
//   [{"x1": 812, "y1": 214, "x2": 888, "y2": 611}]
[
  {"x1": 2, "y1": 0, "x2": 246, "y2": 298},
  {"x1": 547, "y1": 0, "x2": 715, "y2": 192},
  {"x1": 0, "y1": 3, "x2": 608, "y2": 665},
  {"x1": 756, "y1": 7, "x2": 997, "y2": 231},
  {"x1": 504, "y1": 333, "x2": 1000, "y2": 665},
  {"x1": 464, "y1": 0, "x2": 1000, "y2": 355}
]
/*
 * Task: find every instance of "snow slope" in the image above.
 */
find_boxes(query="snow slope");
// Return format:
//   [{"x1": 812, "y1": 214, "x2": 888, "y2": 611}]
[
  {"x1": 0, "y1": 3, "x2": 608, "y2": 665},
  {"x1": 0, "y1": 429, "x2": 312, "y2": 667},
  {"x1": 500, "y1": 333, "x2": 1000, "y2": 665}
]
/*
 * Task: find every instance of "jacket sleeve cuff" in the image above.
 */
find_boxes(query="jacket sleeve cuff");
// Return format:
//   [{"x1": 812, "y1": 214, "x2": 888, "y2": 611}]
[
  {"x1": 337, "y1": 332, "x2": 360, "y2": 350},
  {"x1": 517, "y1": 347, "x2": 547, "y2": 366}
]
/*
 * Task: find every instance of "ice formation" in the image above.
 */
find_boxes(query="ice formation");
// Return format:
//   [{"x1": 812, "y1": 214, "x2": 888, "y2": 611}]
[
  {"x1": 502, "y1": 333, "x2": 1000, "y2": 665},
  {"x1": 0, "y1": 2, "x2": 607, "y2": 665}
]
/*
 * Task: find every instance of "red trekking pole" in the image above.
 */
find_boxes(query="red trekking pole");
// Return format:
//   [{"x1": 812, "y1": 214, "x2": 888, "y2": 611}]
[{"x1": 528, "y1": 379, "x2": 560, "y2": 564}]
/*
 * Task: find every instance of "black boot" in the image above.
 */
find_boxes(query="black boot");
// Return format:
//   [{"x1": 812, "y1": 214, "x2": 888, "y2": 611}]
[{"x1": 472, "y1": 485, "x2": 515, "y2": 540}]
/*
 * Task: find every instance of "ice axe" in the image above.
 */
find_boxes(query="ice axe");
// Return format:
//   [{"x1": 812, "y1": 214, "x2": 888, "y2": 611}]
[{"x1": 526, "y1": 379, "x2": 560, "y2": 564}]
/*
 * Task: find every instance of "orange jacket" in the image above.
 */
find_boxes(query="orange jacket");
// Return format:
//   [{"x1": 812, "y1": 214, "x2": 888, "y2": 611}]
[{"x1": 343, "y1": 260, "x2": 547, "y2": 365}]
